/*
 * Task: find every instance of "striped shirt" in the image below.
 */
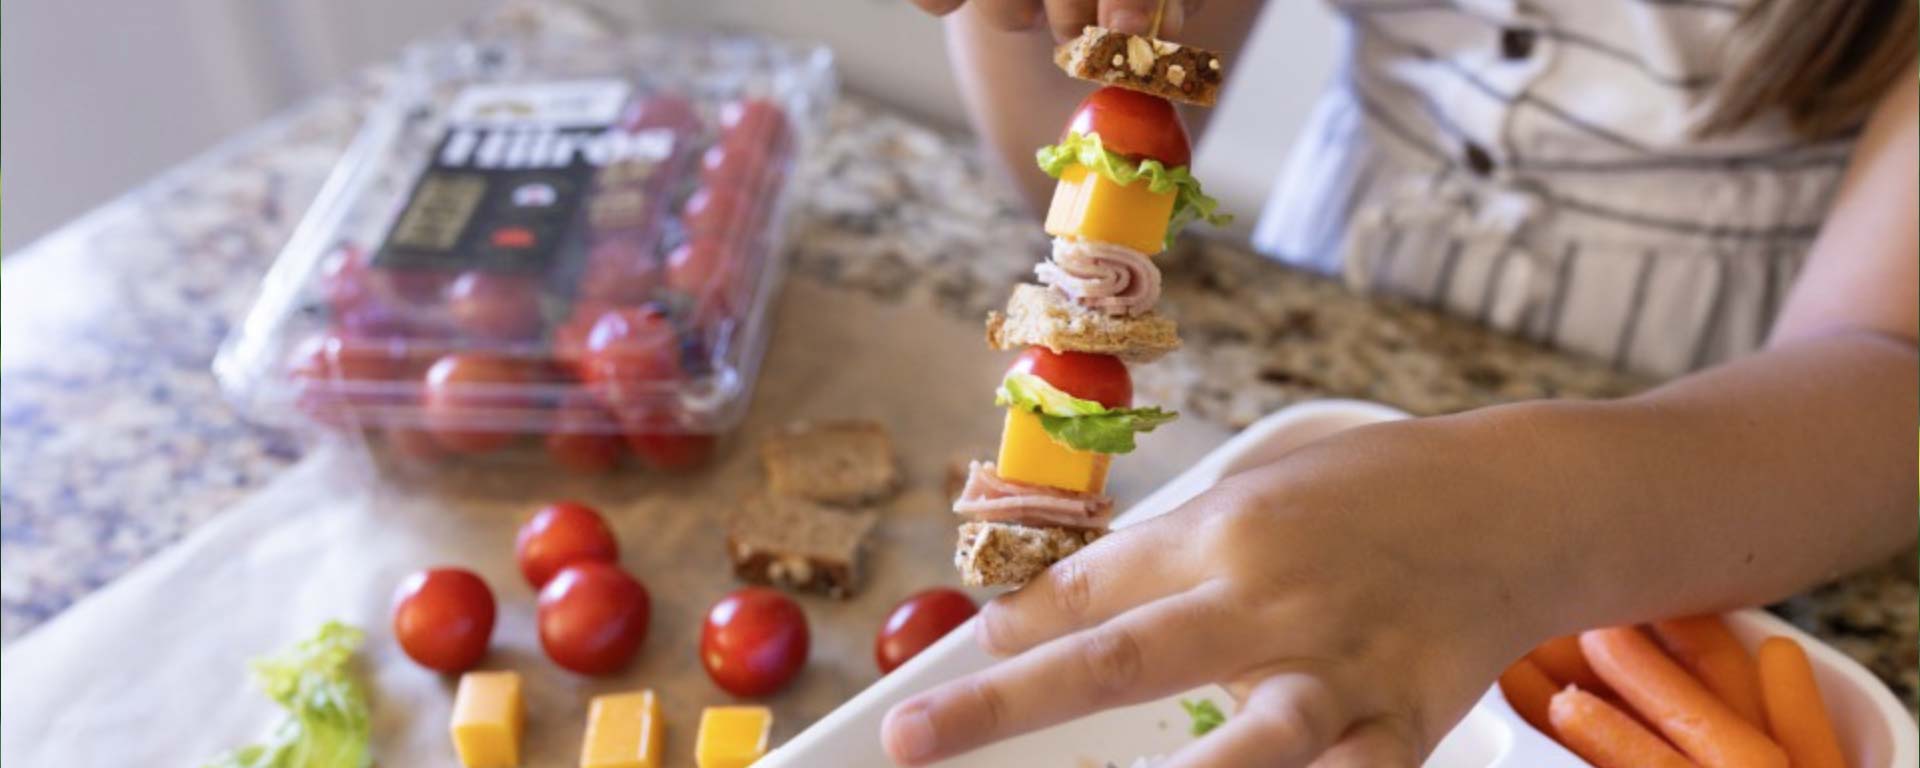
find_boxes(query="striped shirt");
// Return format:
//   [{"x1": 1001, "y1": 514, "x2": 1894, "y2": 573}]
[{"x1": 1252, "y1": 0, "x2": 1853, "y2": 377}]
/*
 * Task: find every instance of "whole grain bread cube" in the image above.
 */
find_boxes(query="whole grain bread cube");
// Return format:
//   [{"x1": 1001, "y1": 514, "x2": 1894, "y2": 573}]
[
  {"x1": 760, "y1": 420, "x2": 900, "y2": 505},
  {"x1": 727, "y1": 492, "x2": 879, "y2": 599},
  {"x1": 987, "y1": 283, "x2": 1179, "y2": 362},
  {"x1": 954, "y1": 521, "x2": 1104, "y2": 588},
  {"x1": 1054, "y1": 26, "x2": 1226, "y2": 107}
]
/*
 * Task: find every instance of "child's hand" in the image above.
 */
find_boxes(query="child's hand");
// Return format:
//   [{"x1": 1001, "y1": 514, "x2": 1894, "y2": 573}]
[
  {"x1": 907, "y1": 0, "x2": 1199, "y2": 42},
  {"x1": 881, "y1": 423, "x2": 1553, "y2": 766}
]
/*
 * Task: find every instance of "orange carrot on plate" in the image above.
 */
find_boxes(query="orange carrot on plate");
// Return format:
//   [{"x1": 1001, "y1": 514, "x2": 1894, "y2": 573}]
[
  {"x1": 1549, "y1": 685, "x2": 1699, "y2": 768},
  {"x1": 1651, "y1": 615, "x2": 1768, "y2": 729},
  {"x1": 1498, "y1": 658, "x2": 1559, "y2": 736},
  {"x1": 1530, "y1": 634, "x2": 1611, "y2": 694},
  {"x1": 1580, "y1": 626, "x2": 1788, "y2": 768},
  {"x1": 1757, "y1": 635, "x2": 1848, "y2": 768}
]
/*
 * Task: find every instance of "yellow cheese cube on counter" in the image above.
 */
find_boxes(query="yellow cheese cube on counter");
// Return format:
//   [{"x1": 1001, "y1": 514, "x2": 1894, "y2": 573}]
[
  {"x1": 996, "y1": 407, "x2": 1111, "y2": 494},
  {"x1": 695, "y1": 706, "x2": 772, "y2": 768},
  {"x1": 451, "y1": 671, "x2": 523, "y2": 768},
  {"x1": 1044, "y1": 164, "x2": 1176, "y2": 256},
  {"x1": 581, "y1": 690, "x2": 664, "y2": 768}
]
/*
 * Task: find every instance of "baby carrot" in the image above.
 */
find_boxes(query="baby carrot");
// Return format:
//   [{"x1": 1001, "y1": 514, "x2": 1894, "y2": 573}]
[
  {"x1": 1530, "y1": 634, "x2": 1612, "y2": 694},
  {"x1": 1756, "y1": 636, "x2": 1847, "y2": 768},
  {"x1": 1549, "y1": 686, "x2": 1699, "y2": 768},
  {"x1": 1580, "y1": 627, "x2": 1788, "y2": 768},
  {"x1": 1499, "y1": 658, "x2": 1559, "y2": 736},
  {"x1": 1651, "y1": 615, "x2": 1768, "y2": 729}
]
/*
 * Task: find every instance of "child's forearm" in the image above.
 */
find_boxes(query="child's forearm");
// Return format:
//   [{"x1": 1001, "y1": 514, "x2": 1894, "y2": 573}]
[{"x1": 1438, "y1": 331, "x2": 1916, "y2": 635}]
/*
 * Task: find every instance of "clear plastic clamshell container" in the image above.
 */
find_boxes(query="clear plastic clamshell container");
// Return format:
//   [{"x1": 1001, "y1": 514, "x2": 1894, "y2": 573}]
[{"x1": 217, "y1": 34, "x2": 836, "y2": 474}]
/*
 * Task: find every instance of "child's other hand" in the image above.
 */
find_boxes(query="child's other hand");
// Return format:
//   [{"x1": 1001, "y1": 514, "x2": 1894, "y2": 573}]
[
  {"x1": 907, "y1": 0, "x2": 1200, "y2": 42},
  {"x1": 881, "y1": 423, "x2": 1551, "y2": 767}
]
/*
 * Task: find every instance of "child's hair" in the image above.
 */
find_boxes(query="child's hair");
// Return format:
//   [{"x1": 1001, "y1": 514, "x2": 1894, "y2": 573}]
[{"x1": 1697, "y1": 0, "x2": 1916, "y2": 140}]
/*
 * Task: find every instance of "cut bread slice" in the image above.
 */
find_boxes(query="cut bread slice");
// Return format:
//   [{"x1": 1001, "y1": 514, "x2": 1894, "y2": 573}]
[
  {"x1": 987, "y1": 283, "x2": 1179, "y2": 362},
  {"x1": 760, "y1": 419, "x2": 900, "y2": 505},
  {"x1": 727, "y1": 492, "x2": 879, "y2": 599},
  {"x1": 954, "y1": 520, "x2": 1104, "y2": 588},
  {"x1": 1054, "y1": 26, "x2": 1225, "y2": 107}
]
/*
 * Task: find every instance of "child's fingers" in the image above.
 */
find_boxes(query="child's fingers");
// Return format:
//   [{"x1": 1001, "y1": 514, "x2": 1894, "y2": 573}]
[
  {"x1": 1162, "y1": 674, "x2": 1359, "y2": 768},
  {"x1": 1297, "y1": 717, "x2": 1421, "y2": 768},
  {"x1": 975, "y1": 514, "x2": 1200, "y2": 656},
  {"x1": 908, "y1": 0, "x2": 969, "y2": 17},
  {"x1": 1042, "y1": 0, "x2": 1098, "y2": 41},
  {"x1": 883, "y1": 591, "x2": 1244, "y2": 764},
  {"x1": 970, "y1": 0, "x2": 1044, "y2": 31},
  {"x1": 1099, "y1": 0, "x2": 1184, "y2": 37}
]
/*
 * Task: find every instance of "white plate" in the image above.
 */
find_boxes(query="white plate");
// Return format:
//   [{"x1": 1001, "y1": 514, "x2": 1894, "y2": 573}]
[{"x1": 768, "y1": 400, "x2": 1918, "y2": 767}]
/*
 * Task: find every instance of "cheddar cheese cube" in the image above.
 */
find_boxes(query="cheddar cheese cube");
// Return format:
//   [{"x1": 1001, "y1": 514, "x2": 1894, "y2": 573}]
[
  {"x1": 581, "y1": 690, "x2": 664, "y2": 768},
  {"x1": 1044, "y1": 164, "x2": 1176, "y2": 255},
  {"x1": 694, "y1": 706, "x2": 772, "y2": 768},
  {"x1": 451, "y1": 671, "x2": 523, "y2": 768},
  {"x1": 996, "y1": 407, "x2": 1111, "y2": 494}
]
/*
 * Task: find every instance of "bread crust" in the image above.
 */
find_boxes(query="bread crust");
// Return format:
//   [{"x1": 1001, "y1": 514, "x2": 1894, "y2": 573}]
[
  {"x1": 760, "y1": 420, "x2": 900, "y2": 505},
  {"x1": 954, "y1": 521, "x2": 1104, "y2": 587},
  {"x1": 727, "y1": 492, "x2": 878, "y2": 599},
  {"x1": 986, "y1": 283, "x2": 1179, "y2": 362},
  {"x1": 1054, "y1": 26, "x2": 1226, "y2": 107}
]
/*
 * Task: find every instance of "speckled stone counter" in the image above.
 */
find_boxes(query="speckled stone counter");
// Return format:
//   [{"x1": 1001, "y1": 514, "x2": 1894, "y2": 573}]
[{"x1": 2, "y1": 1, "x2": 1911, "y2": 713}]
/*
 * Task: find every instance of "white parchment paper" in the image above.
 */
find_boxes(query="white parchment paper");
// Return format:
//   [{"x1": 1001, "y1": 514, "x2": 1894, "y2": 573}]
[{"x1": 1, "y1": 280, "x2": 1227, "y2": 767}]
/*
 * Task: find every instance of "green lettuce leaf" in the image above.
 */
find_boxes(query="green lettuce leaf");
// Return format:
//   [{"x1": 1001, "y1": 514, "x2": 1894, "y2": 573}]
[
  {"x1": 996, "y1": 372, "x2": 1177, "y2": 454},
  {"x1": 1181, "y1": 698, "x2": 1227, "y2": 736},
  {"x1": 205, "y1": 621, "x2": 371, "y2": 768},
  {"x1": 1035, "y1": 131, "x2": 1231, "y2": 249}
]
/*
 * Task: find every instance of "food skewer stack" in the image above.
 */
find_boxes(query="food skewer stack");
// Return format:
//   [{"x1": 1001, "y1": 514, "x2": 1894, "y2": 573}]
[{"x1": 952, "y1": 24, "x2": 1229, "y2": 587}]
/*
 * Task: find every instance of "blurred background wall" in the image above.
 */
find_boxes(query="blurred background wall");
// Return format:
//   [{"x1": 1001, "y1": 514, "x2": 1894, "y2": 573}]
[{"x1": 0, "y1": 0, "x2": 1333, "y2": 255}]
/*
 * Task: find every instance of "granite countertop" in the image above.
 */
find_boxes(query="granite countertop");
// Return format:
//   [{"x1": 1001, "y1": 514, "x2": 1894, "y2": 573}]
[{"x1": 1, "y1": 0, "x2": 1911, "y2": 713}]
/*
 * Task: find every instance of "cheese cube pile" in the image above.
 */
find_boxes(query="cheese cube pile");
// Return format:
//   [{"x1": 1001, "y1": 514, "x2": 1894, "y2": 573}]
[{"x1": 451, "y1": 671, "x2": 524, "y2": 768}]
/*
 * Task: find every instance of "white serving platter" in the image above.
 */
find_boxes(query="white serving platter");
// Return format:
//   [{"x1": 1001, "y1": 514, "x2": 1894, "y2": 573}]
[{"x1": 767, "y1": 400, "x2": 1919, "y2": 767}]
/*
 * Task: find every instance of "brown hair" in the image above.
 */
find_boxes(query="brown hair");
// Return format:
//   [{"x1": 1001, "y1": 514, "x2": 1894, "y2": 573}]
[{"x1": 1696, "y1": 0, "x2": 1917, "y2": 140}]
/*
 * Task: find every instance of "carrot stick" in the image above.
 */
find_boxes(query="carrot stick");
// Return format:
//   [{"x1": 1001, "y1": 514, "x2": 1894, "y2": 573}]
[
  {"x1": 1530, "y1": 635, "x2": 1612, "y2": 694},
  {"x1": 1580, "y1": 627, "x2": 1788, "y2": 768},
  {"x1": 1498, "y1": 658, "x2": 1559, "y2": 736},
  {"x1": 1651, "y1": 615, "x2": 1768, "y2": 730},
  {"x1": 1757, "y1": 636, "x2": 1848, "y2": 768},
  {"x1": 1549, "y1": 686, "x2": 1699, "y2": 768}
]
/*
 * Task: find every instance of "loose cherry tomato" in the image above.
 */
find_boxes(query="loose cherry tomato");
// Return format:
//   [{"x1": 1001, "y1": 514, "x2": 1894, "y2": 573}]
[
  {"x1": 626, "y1": 431, "x2": 716, "y2": 473},
  {"x1": 579, "y1": 307, "x2": 681, "y2": 408},
  {"x1": 391, "y1": 568, "x2": 496, "y2": 673},
  {"x1": 537, "y1": 562, "x2": 651, "y2": 676},
  {"x1": 701, "y1": 587, "x2": 810, "y2": 697},
  {"x1": 875, "y1": 588, "x2": 978, "y2": 674},
  {"x1": 444, "y1": 272, "x2": 545, "y2": 341},
  {"x1": 1064, "y1": 86, "x2": 1191, "y2": 167},
  {"x1": 516, "y1": 501, "x2": 620, "y2": 589},
  {"x1": 1007, "y1": 347, "x2": 1132, "y2": 408},
  {"x1": 546, "y1": 406, "x2": 624, "y2": 475},
  {"x1": 422, "y1": 353, "x2": 531, "y2": 453}
]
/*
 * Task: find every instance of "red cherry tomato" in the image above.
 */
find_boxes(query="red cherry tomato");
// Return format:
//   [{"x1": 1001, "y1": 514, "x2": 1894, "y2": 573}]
[
  {"x1": 579, "y1": 307, "x2": 681, "y2": 408},
  {"x1": 423, "y1": 353, "x2": 531, "y2": 453},
  {"x1": 537, "y1": 562, "x2": 651, "y2": 676},
  {"x1": 699, "y1": 142, "x2": 767, "y2": 191},
  {"x1": 546, "y1": 406, "x2": 624, "y2": 474},
  {"x1": 378, "y1": 267, "x2": 458, "y2": 304},
  {"x1": 1007, "y1": 347, "x2": 1132, "y2": 408},
  {"x1": 666, "y1": 239, "x2": 742, "y2": 300},
  {"x1": 700, "y1": 587, "x2": 809, "y2": 697},
  {"x1": 1064, "y1": 86, "x2": 1191, "y2": 167},
  {"x1": 875, "y1": 588, "x2": 978, "y2": 674},
  {"x1": 392, "y1": 568, "x2": 496, "y2": 672},
  {"x1": 683, "y1": 186, "x2": 753, "y2": 239},
  {"x1": 625, "y1": 94, "x2": 700, "y2": 132},
  {"x1": 516, "y1": 501, "x2": 620, "y2": 589},
  {"x1": 444, "y1": 272, "x2": 545, "y2": 341},
  {"x1": 719, "y1": 99, "x2": 790, "y2": 148},
  {"x1": 626, "y1": 431, "x2": 716, "y2": 473}
]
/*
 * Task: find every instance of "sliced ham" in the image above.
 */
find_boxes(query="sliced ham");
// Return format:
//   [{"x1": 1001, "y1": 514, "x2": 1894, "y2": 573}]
[
  {"x1": 952, "y1": 461, "x2": 1114, "y2": 529},
  {"x1": 1035, "y1": 237, "x2": 1162, "y2": 317}
]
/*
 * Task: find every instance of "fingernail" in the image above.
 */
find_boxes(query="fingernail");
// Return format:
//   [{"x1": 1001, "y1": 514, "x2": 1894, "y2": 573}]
[
  {"x1": 1107, "y1": 9, "x2": 1146, "y2": 35},
  {"x1": 886, "y1": 703, "x2": 938, "y2": 762}
]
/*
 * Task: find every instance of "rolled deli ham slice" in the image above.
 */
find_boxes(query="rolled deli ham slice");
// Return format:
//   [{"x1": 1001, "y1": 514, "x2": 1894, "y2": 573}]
[
  {"x1": 1034, "y1": 237, "x2": 1161, "y2": 317},
  {"x1": 952, "y1": 461, "x2": 1114, "y2": 529}
]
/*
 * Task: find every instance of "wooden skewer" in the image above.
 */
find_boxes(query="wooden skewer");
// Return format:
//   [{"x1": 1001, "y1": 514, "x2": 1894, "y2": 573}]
[{"x1": 1149, "y1": 0, "x2": 1169, "y2": 38}]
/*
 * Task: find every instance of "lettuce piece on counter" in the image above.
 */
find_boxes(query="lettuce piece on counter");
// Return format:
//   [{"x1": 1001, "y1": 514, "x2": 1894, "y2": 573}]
[
  {"x1": 1180, "y1": 698, "x2": 1227, "y2": 736},
  {"x1": 996, "y1": 372, "x2": 1177, "y2": 454},
  {"x1": 204, "y1": 621, "x2": 371, "y2": 768},
  {"x1": 1035, "y1": 131, "x2": 1231, "y2": 248}
]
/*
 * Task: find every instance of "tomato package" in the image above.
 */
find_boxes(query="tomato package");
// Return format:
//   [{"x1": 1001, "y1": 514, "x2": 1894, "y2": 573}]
[{"x1": 215, "y1": 36, "x2": 835, "y2": 474}]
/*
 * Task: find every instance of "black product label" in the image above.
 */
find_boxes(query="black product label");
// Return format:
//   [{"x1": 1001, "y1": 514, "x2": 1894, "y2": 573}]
[{"x1": 372, "y1": 80, "x2": 675, "y2": 277}]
